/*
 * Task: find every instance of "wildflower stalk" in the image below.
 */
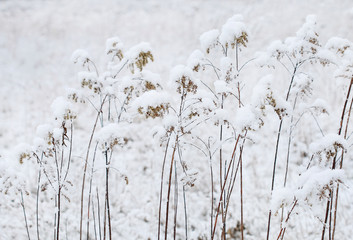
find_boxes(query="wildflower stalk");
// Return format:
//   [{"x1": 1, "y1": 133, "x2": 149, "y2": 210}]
[
  {"x1": 80, "y1": 95, "x2": 108, "y2": 240},
  {"x1": 267, "y1": 63, "x2": 298, "y2": 240},
  {"x1": 20, "y1": 190, "x2": 31, "y2": 240},
  {"x1": 322, "y1": 76, "x2": 353, "y2": 240}
]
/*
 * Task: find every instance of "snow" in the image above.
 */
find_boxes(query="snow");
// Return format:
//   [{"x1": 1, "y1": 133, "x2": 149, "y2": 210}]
[
  {"x1": 1, "y1": 1, "x2": 353, "y2": 239},
  {"x1": 125, "y1": 42, "x2": 152, "y2": 61},
  {"x1": 219, "y1": 16, "x2": 247, "y2": 47},
  {"x1": 186, "y1": 49, "x2": 205, "y2": 70},
  {"x1": 106, "y1": 36, "x2": 124, "y2": 55},
  {"x1": 309, "y1": 134, "x2": 348, "y2": 155},
  {"x1": 50, "y1": 96, "x2": 75, "y2": 121},
  {"x1": 71, "y1": 49, "x2": 90, "y2": 65},
  {"x1": 199, "y1": 29, "x2": 220, "y2": 53},
  {"x1": 131, "y1": 90, "x2": 170, "y2": 112}
]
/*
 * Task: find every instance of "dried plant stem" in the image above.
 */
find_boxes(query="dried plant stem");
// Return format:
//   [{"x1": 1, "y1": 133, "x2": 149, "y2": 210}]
[
  {"x1": 158, "y1": 135, "x2": 171, "y2": 240},
  {"x1": 57, "y1": 186, "x2": 62, "y2": 240},
  {"x1": 173, "y1": 158, "x2": 178, "y2": 240},
  {"x1": 267, "y1": 64, "x2": 298, "y2": 240},
  {"x1": 277, "y1": 199, "x2": 298, "y2": 240},
  {"x1": 87, "y1": 143, "x2": 98, "y2": 240},
  {"x1": 105, "y1": 149, "x2": 112, "y2": 240},
  {"x1": 209, "y1": 154, "x2": 214, "y2": 238},
  {"x1": 332, "y1": 78, "x2": 353, "y2": 240},
  {"x1": 211, "y1": 134, "x2": 241, "y2": 240},
  {"x1": 20, "y1": 190, "x2": 31, "y2": 240},
  {"x1": 280, "y1": 95, "x2": 298, "y2": 227},
  {"x1": 165, "y1": 138, "x2": 179, "y2": 240},
  {"x1": 182, "y1": 185, "x2": 188, "y2": 240},
  {"x1": 92, "y1": 198, "x2": 98, "y2": 240},
  {"x1": 240, "y1": 145, "x2": 244, "y2": 240},
  {"x1": 97, "y1": 188, "x2": 102, "y2": 240},
  {"x1": 80, "y1": 96, "x2": 107, "y2": 240},
  {"x1": 322, "y1": 77, "x2": 353, "y2": 240},
  {"x1": 36, "y1": 169, "x2": 41, "y2": 240},
  {"x1": 219, "y1": 95, "x2": 226, "y2": 240}
]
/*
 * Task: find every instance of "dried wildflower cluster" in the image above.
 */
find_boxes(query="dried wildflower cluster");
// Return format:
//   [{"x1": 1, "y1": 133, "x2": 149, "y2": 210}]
[
  {"x1": 138, "y1": 103, "x2": 169, "y2": 119},
  {"x1": 128, "y1": 51, "x2": 154, "y2": 74},
  {"x1": 264, "y1": 15, "x2": 333, "y2": 68},
  {"x1": 176, "y1": 74, "x2": 198, "y2": 95}
]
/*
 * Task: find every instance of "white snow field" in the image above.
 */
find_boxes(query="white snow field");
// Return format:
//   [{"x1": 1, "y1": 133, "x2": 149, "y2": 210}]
[{"x1": 1, "y1": 0, "x2": 353, "y2": 239}]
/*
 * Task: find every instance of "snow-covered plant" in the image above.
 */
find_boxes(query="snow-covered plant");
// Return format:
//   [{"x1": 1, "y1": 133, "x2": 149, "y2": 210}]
[
  {"x1": 70, "y1": 37, "x2": 167, "y2": 240},
  {"x1": 11, "y1": 96, "x2": 77, "y2": 240},
  {"x1": 157, "y1": 64, "x2": 204, "y2": 240},
  {"x1": 256, "y1": 16, "x2": 353, "y2": 240}
]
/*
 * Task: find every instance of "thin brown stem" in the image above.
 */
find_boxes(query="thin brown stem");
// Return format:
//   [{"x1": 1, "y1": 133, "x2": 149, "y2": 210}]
[
  {"x1": 165, "y1": 138, "x2": 179, "y2": 240},
  {"x1": 211, "y1": 134, "x2": 241, "y2": 240},
  {"x1": 80, "y1": 96, "x2": 107, "y2": 240},
  {"x1": 322, "y1": 77, "x2": 353, "y2": 240},
  {"x1": 158, "y1": 134, "x2": 171, "y2": 240},
  {"x1": 20, "y1": 190, "x2": 31, "y2": 240},
  {"x1": 240, "y1": 145, "x2": 244, "y2": 240}
]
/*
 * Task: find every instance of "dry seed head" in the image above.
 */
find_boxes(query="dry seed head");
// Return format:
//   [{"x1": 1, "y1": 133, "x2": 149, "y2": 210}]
[
  {"x1": 63, "y1": 109, "x2": 77, "y2": 121},
  {"x1": 138, "y1": 103, "x2": 169, "y2": 119},
  {"x1": 144, "y1": 81, "x2": 157, "y2": 91},
  {"x1": 129, "y1": 51, "x2": 154, "y2": 74},
  {"x1": 19, "y1": 153, "x2": 31, "y2": 164},
  {"x1": 232, "y1": 31, "x2": 248, "y2": 49},
  {"x1": 177, "y1": 75, "x2": 198, "y2": 94}
]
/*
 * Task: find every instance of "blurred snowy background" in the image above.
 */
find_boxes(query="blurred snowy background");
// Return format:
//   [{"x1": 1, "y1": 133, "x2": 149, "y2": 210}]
[{"x1": 1, "y1": 0, "x2": 353, "y2": 239}]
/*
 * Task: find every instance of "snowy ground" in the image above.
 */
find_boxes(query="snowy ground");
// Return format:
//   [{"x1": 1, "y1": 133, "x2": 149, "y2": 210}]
[{"x1": 1, "y1": 0, "x2": 353, "y2": 239}]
